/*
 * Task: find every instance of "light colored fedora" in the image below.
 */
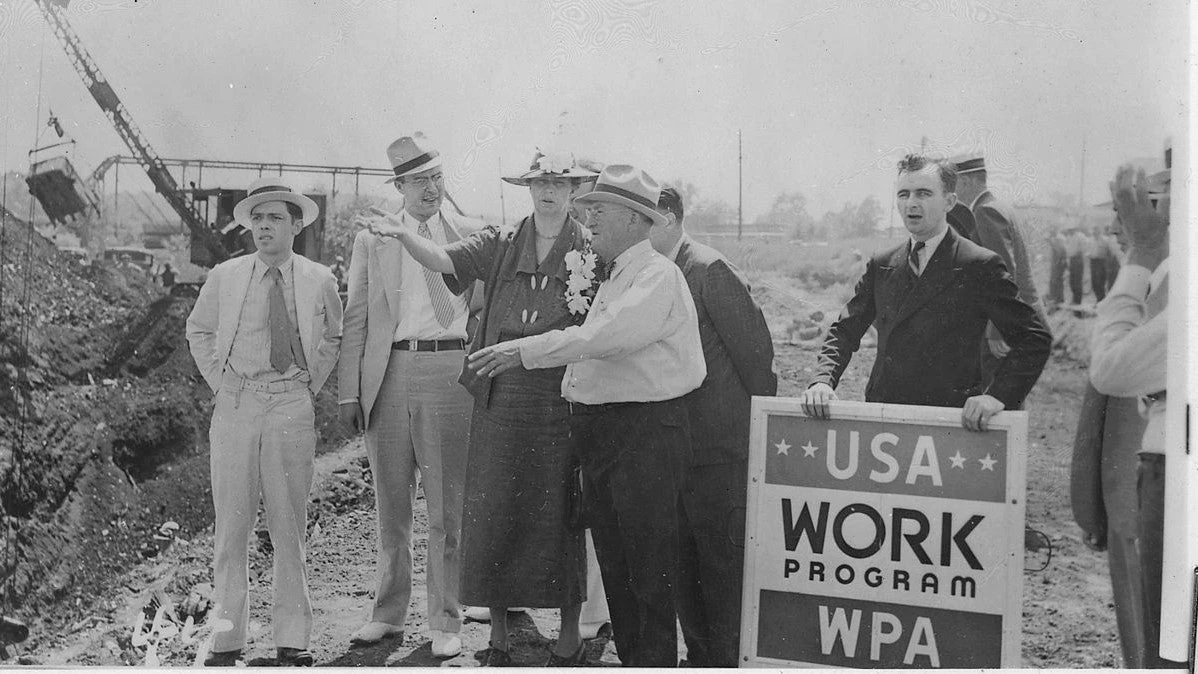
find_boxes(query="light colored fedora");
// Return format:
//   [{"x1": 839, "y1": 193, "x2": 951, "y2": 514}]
[
  {"x1": 502, "y1": 150, "x2": 599, "y2": 186},
  {"x1": 232, "y1": 176, "x2": 320, "y2": 227},
  {"x1": 384, "y1": 134, "x2": 442, "y2": 184},
  {"x1": 572, "y1": 164, "x2": 667, "y2": 227}
]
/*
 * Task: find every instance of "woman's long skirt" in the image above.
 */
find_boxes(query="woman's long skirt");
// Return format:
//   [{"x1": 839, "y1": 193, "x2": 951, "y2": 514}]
[{"x1": 458, "y1": 367, "x2": 585, "y2": 607}]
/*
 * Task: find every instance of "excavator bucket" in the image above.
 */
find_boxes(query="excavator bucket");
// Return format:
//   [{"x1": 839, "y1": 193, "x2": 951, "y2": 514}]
[{"x1": 25, "y1": 156, "x2": 101, "y2": 225}]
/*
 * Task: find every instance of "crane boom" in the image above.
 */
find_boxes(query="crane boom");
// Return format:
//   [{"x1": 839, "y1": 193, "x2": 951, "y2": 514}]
[{"x1": 32, "y1": 0, "x2": 228, "y2": 262}]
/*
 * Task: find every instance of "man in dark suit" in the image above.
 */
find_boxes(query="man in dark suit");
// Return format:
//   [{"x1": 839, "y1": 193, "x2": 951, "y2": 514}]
[
  {"x1": 946, "y1": 202, "x2": 979, "y2": 243},
  {"x1": 649, "y1": 186, "x2": 777, "y2": 667},
  {"x1": 801, "y1": 154, "x2": 1051, "y2": 431},
  {"x1": 950, "y1": 153, "x2": 1048, "y2": 385}
]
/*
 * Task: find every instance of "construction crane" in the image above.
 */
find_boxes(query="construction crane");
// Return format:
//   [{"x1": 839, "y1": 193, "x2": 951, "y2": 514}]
[{"x1": 32, "y1": 0, "x2": 228, "y2": 263}]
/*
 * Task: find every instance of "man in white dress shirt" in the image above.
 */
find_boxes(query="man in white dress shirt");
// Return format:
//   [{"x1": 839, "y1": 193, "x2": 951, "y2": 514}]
[
  {"x1": 337, "y1": 135, "x2": 481, "y2": 658},
  {"x1": 469, "y1": 164, "x2": 705, "y2": 667},
  {"x1": 1088, "y1": 162, "x2": 1183, "y2": 668}
]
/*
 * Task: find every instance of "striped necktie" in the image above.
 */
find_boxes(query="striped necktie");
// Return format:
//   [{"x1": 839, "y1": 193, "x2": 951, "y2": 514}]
[{"x1": 417, "y1": 219, "x2": 457, "y2": 328}]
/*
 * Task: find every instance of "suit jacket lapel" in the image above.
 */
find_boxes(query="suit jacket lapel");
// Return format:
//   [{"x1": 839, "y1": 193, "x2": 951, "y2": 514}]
[
  {"x1": 218, "y1": 256, "x2": 256, "y2": 361},
  {"x1": 292, "y1": 256, "x2": 317, "y2": 363},
  {"x1": 892, "y1": 229, "x2": 959, "y2": 329},
  {"x1": 372, "y1": 234, "x2": 403, "y2": 328}
]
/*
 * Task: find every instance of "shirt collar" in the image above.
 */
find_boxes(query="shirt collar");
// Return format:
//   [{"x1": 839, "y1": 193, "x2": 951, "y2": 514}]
[
  {"x1": 402, "y1": 208, "x2": 443, "y2": 230},
  {"x1": 911, "y1": 225, "x2": 948, "y2": 259},
  {"x1": 253, "y1": 252, "x2": 294, "y2": 281},
  {"x1": 666, "y1": 234, "x2": 686, "y2": 262},
  {"x1": 610, "y1": 239, "x2": 655, "y2": 278},
  {"x1": 969, "y1": 189, "x2": 991, "y2": 211}
]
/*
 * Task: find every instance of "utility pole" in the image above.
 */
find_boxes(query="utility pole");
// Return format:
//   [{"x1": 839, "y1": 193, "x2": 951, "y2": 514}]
[
  {"x1": 499, "y1": 157, "x2": 507, "y2": 227},
  {"x1": 737, "y1": 129, "x2": 743, "y2": 241},
  {"x1": 1078, "y1": 133, "x2": 1086, "y2": 216}
]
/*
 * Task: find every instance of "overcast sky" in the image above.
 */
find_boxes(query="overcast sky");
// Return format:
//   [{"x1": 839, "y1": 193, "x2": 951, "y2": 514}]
[{"x1": 0, "y1": 0, "x2": 1187, "y2": 222}]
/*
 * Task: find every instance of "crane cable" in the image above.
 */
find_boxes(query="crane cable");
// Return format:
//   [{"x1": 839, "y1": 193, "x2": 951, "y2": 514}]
[{"x1": 0, "y1": 13, "x2": 49, "y2": 649}]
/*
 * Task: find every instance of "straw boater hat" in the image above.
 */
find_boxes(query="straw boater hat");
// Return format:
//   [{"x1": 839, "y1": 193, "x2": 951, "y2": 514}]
[
  {"x1": 501, "y1": 150, "x2": 599, "y2": 186},
  {"x1": 233, "y1": 176, "x2": 320, "y2": 227},
  {"x1": 571, "y1": 164, "x2": 668, "y2": 227},
  {"x1": 383, "y1": 134, "x2": 442, "y2": 184}
]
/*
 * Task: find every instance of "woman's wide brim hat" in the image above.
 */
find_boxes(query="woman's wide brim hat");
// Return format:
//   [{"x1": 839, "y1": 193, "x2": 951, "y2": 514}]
[
  {"x1": 571, "y1": 164, "x2": 667, "y2": 227},
  {"x1": 502, "y1": 150, "x2": 600, "y2": 186},
  {"x1": 233, "y1": 176, "x2": 320, "y2": 227}
]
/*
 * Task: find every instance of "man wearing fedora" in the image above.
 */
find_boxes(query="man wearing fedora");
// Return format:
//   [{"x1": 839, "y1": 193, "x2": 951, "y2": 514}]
[
  {"x1": 951, "y1": 152, "x2": 1047, "y2": 385},
  {"x1": 469, "y1": 164, "x2": 705, "y2": 667},
  {"x1": 337, "y1": 135, "x2": 481, "y2": 657},
  {"x1": 186, "y1": 177, "x2": 343, "y2": 666}
]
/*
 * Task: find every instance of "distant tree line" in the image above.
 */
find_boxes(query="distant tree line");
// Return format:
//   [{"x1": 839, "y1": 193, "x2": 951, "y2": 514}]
[{"x1": 659, "y1": 179, "x2": 887, "y2": 240}]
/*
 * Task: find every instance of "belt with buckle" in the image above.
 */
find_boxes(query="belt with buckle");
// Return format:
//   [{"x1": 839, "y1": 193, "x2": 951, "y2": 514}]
[
  {"x1": 392, "y1": 338, "x2": 466, "y2": 352},
  {"x1": 222, "y1": 373, "x2": 309, "y2": 394}
]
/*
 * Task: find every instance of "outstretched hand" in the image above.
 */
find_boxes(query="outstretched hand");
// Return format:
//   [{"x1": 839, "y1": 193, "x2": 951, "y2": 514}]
[
  {"x1": 468, "y1": 343, "x2": 524, "y2": 378},
  {"x1": 360, "y1": 206, "x2": 411, "y2": 240}
]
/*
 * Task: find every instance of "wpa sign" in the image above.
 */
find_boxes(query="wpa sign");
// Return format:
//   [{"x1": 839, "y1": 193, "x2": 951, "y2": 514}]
[{"x1": 740, "y1": 398, "x2": 1026, "y2": 668}]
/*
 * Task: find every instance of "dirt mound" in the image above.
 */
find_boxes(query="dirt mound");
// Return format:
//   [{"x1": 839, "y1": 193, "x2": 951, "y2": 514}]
[{"x1": 0, "y1": 212, "x2": 350, "y2": 649}]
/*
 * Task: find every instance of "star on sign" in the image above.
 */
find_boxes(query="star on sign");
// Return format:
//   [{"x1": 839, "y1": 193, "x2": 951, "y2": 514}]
[
  {"x1": 979, "y1": 453, "x2": 997, "y2": 471},
  {"x1": 801, "y1": 441, "x2": 819, "y2": 457},
  {"x1": 775, "y1": 439, "x2": 791, "y2": 456},
  {"x1": 949, "y1": 451, "x2": 967, "y2": 469}
]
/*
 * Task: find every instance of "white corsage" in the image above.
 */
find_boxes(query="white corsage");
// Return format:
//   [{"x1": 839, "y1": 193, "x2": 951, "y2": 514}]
[
  {"x1": 537, "y1": 151, "x2": 575, "y2": 175},
  {"x1": 563, "y1": 245, "x2": 599, "y2": 315}
]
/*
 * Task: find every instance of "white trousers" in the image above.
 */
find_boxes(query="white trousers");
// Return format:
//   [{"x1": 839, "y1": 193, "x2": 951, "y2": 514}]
[{"x1": 209, "y1": 382, "x2": 315, "y2": 652}]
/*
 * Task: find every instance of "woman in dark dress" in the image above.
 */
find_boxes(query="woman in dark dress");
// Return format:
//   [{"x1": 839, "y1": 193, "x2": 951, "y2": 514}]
[{"x1": 368, "y1": 151, "x2": 598, "y2": 666}]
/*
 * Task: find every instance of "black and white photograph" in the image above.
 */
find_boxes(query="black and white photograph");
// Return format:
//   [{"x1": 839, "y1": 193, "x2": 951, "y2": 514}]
[{"x1": 0, "y1": 0, "x2": 1192, "y2": 667}]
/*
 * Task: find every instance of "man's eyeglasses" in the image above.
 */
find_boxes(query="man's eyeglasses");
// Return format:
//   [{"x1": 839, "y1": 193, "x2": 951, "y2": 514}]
[{"x1": 406, "y1": 173, "x2": 444, "y2": 189}]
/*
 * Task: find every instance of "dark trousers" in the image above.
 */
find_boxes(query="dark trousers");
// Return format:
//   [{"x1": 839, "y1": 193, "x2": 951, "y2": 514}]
[
  {"x1": 571, "y1": 398, "x2": 690, "y2": 667},
  {"x1": 1107, "y1": 530, "x2": 1150, "y2": 667},
  {"x1": 1090, "y1": 257, "x2": 1108, "y2": 301},
  {"x1": 1048, "y1": 252, "x2": 1066, "y2": 305},
  {"x1": 676, "y1": 461, "x2": 748, "y2": 667},
  {"x1": 1068, "y1": 254, "x2": 1086, "y2": 304},
  {"x1": 1136, "y1": 454, "x2": 1188, "y2": 668}
]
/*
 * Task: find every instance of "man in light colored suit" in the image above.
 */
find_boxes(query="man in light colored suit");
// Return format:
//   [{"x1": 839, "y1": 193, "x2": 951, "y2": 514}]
[
  {"x1": 650, "y1": 186, "x2": 777, "y2": 667},
  {"x1": 186, "y1": 177, "x2": 343, "y2": 667},
  {"x1": 338, "y1": 135, "x2": 481, "y2": 658}
]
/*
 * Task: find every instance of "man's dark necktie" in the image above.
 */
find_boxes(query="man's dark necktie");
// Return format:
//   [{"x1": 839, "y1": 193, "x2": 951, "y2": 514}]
[
  {"x1": 268, "y1": 266, "x2": 294, "y2": 373},
  {"x1": 909, "y1": 241, "x2": 926, "y2": 275}
]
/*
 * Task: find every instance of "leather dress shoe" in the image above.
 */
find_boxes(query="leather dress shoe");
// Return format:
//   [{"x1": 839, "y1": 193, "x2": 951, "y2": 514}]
[
  {"x1": 482, "y1": 642, "x2": 513, "y2": 667},
  {"x1": 276, "y1": 647, "x2": 314, "y2": 666},
  {"x1": 203, "y1": 649, "x2": 243, "y2": 667},
  {"x1": 544, "y1": 641, "x2": 586, "y2": 666},
  {"x1": 349, "y1": 621, "x2": 403, "y2": 644},
  {"x1": 579, "y1": 621, "x2": 611, "y2": 640}
]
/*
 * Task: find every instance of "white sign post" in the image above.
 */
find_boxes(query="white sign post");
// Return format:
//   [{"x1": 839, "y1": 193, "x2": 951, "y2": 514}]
[{"x1": 740, "y1": 397, "x2": 1027, "y2": 668}]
